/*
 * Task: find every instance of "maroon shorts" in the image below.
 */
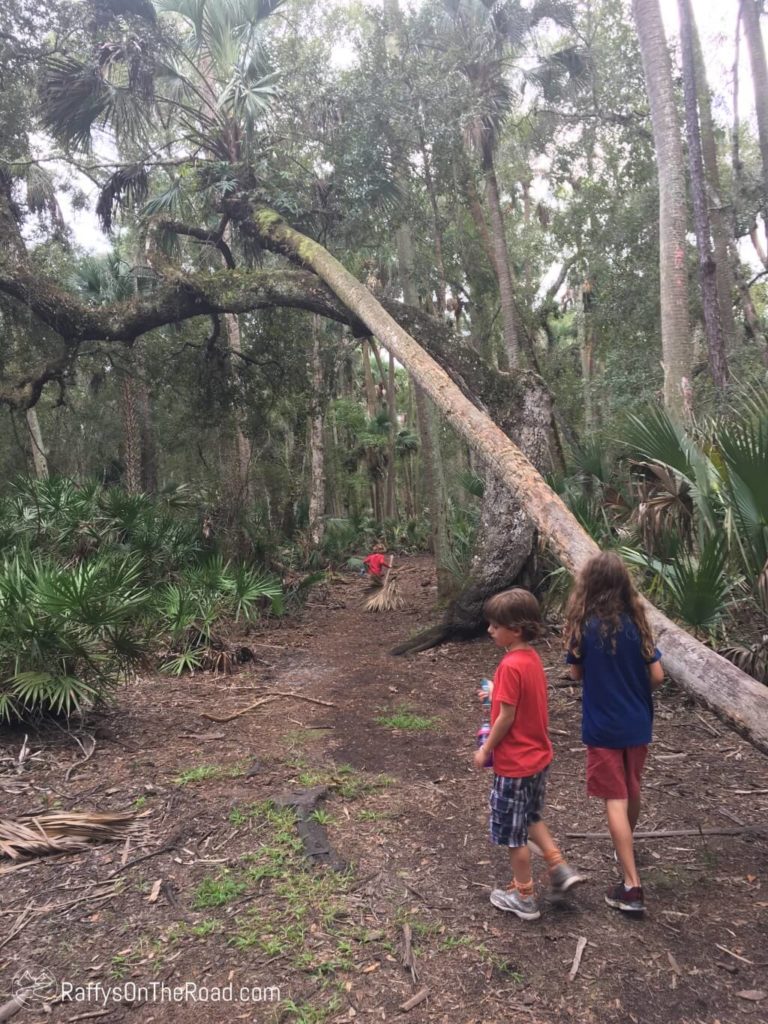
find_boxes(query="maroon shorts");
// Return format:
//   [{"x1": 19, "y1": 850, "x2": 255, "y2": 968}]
[{"x1": 586, "y1": 745, "x2": 648, "y2": 801}]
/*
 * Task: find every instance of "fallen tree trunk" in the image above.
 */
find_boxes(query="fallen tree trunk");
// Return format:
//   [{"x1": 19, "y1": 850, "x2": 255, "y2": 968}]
[{"x1": 250, "y1": 205, "x2": 768, "y2": 757}]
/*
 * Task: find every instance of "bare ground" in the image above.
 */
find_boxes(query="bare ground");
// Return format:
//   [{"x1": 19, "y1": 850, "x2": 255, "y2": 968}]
[{"x1": 1, "y1": 554, "x2": 767, "y2": 1024}]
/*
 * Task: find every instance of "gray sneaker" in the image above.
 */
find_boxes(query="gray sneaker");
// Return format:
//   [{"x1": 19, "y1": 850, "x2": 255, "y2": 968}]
[
  {"x1": 489, "y1": 887, "x2": 541, "y2": 920},
  {"x1": 549, "y1": 862, "x2": 586, "y2": 895}
]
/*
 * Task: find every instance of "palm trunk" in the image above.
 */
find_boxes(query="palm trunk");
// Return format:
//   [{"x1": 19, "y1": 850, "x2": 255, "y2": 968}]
[
  {"x1": 119, "y1": 369, "x2": 141, "y2": 494},
  {"x1": 361, "y1": 340, "x2": 383, "y2": 522},
  {"x1": 577, "y1": 289, "x2": 595, "y2": 434},
  {"x1": 690, "y1": 2, "x2": 739, "y2": 353},
  {"x1": 632, "y1": 0, "x2": 693, "y2": 417},
  {"x1": 133, "y1": 340, "x2": 157, "y2": 493},
  {"x1": 252, "y1": 206, "x2": 768, "y2": 754},
  {"x1": 418, "y1": 126, "x2": 447, "y2": 314},
  {"x1": 481, "y1": 144, "x2": 520, "y2": 368},
  {"x1": 221, "y1": 229, "x2": 252, "y2": 503},
  {"x1": 308, "y1": 314, "x2": 326, "y2": 547},
  {"x1": 678, "y1": 0, "x2": 729, "y2": 389},
  {"x1": 386, "y1": 353, "x2": 397, "y2": 519},
  {"x1": 25, "y1": 407, "x2": 48, "y2": 479},
  {"x1": 395, "y1": 220, "x2": 452, "y2": 596},
  {"x1": 740, "y1": 0, "x2": 768, "y2": 250}
]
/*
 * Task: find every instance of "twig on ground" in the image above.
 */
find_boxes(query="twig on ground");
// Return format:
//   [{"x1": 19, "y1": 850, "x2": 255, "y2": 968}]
[
  {"x1": 568, "y1": 936, "x2": 587, "y2": 980},
  {"x1": 108, "y1": 828, "x2": 184, "y2": 878},
  {"x1": 715, "y1": 943, "x2": 753, "y2": 965},
  {"x1": 201, "y1": 691, "x2": 335, "y2": 723},
  {"x1": 64, "y1": 735, "x2": 97, "y2": 783},
  {"x1": 566, "y1": 826, "x2": 753, "y2": 840},
  {"x1": 0, "y1": 903, "x2": 34, "y2": 950},
  {"x1": 693, "y1": 711, "x2": 720, "y2": 737},
  {"x1": 399, "y1": 988, "x2": 429, "y2": 1012},
  {"x1": 400, "y1": 924, "x2": 418, "y2": 983}
]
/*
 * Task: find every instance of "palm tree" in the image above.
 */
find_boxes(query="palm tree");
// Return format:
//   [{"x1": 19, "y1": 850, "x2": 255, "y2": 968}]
[
  {"x1": 740, "y1": 0, "x2": 768, "y2": 254},
  {"x1": 443, "y1": 0, "x2": 575, "y2": 369},
  {"x1": 41, "y1": 0, "x2": 285, "y2": 502},
  {"x1": 74, "y1": 254, "x2": 150, "y2": 493},
  {"x1": 677, "y1": 0, "x2": 728, "y2": 389},
  {"x1": 631, "y1": 0, "x2": 693, "y2": 417}
]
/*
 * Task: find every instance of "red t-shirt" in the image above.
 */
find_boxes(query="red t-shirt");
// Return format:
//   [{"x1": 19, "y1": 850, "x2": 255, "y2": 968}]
[
  {"x1": 363, "y1": 554, "x2": 388, "y2": 576},
  {"x1": 491, "y1": 647, "x2": 553, "y2": 778}
]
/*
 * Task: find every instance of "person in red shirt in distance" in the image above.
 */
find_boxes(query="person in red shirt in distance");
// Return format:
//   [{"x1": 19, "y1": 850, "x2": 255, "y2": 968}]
[
  {"x1": 474, "y1": 588, "x2": 584, "y2": 921},
  {"x1": 362, "y1": 547, "x2": 391, "y2": 585}
]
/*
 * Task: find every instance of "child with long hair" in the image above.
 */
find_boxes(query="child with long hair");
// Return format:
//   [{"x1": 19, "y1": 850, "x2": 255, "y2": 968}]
[{"x1": 564, "y1": 552, "x2": 665, "y2": 914}]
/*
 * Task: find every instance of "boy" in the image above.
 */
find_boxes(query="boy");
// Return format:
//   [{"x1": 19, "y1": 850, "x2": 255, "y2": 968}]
[
  {"x1": 362, "y1": 547, "x2": 390, "y2": 585},
  {"x1": 474, "y1": 588, "x2": 584, "y2": 920}
]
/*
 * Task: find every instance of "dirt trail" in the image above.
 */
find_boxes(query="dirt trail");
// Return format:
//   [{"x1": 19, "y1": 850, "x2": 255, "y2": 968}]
[{"x1": 1, "y1": 555, "x2": 767, "y2": 1024}]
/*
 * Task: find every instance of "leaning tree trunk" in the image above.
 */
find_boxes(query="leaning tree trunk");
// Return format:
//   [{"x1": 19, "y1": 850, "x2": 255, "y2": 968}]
[
  {"x1": 250, "y1": 206, "x2": 768, "y2": 754},
  {"x1": 678, "y1": 0, "x2": 729, "y2": 389},
  {"x1": 632, "y1": 0, "x2": 693, "y2": 417}
]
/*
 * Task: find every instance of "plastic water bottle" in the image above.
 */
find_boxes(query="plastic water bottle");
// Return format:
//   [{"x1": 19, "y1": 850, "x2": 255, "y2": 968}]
[
  {"x1": 480, "y1": 678, "x2": 492, "y2": 712},
  {"x1": 476, "y1": 722, "x2": 493, "y2": 768}
]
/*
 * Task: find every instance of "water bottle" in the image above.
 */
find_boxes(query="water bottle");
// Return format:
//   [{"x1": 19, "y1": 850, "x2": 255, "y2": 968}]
[
  {"x1": 480, "y1": 678, "x2": 492, "y2": 712},
  {"x1": 476, "y1": 721, "x2": 493, "y2": 768}
]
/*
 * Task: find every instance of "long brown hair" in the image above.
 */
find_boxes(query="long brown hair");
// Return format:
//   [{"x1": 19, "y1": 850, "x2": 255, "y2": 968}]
[{"x1": 564, "y1": 552, "x2": 655, "y2": 659}]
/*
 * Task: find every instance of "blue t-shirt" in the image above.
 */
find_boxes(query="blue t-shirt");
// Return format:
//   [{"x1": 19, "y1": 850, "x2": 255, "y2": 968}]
[{"x1": 566, "y1": 615, "x2": 661, "y2": 749}]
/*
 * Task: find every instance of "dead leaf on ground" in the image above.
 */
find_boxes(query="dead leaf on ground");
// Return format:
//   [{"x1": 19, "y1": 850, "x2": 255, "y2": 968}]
[{"x1": 736, "y1": 990, "x2": 766, "y2": 1002}]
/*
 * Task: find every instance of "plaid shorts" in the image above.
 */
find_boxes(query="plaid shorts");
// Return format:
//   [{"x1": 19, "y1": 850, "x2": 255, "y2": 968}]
[{"x1": 488, "y1": 769, "x2": 549, "y2": 848}]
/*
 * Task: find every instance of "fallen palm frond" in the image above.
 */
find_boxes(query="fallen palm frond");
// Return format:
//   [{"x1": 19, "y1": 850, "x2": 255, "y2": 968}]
[
  {"x1": 365, "y1": 567, "x2": 404, "y2": 612},
  {"x1": 0, "y1": 811, "x2": 149, "y2": 861}
]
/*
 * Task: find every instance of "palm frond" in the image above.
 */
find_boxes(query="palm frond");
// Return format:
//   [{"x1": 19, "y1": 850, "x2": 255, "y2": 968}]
[
  {"x1": 96, "y1": 164, "x2": 149, "y2": 232},
  {"x1": 660, "y1": 536, "x2": 733, "y2": 632}
]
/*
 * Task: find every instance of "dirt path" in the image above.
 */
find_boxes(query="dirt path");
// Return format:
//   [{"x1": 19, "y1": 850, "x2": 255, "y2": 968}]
[{"x1": 1, "y1": 555, "x2": 767, "y2": 1024}]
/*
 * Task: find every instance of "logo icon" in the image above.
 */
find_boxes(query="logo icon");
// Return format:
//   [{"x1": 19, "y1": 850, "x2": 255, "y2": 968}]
[{"x1": 11, "y1": 967, "x2": 57, "y2": 1005}]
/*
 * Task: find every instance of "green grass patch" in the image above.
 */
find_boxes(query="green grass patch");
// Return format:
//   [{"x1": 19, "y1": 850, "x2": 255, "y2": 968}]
[
  {"x1": 173, "y1": 764, "x2": 221, "y2": 786},
  {"x1": 192, "y1": 872, "x2": 246, "y2": 908},
  {"x1": 375, "y1": 705, "x2": 435, "y2": 731},
  {"x1": 174, "y1": 762, "x2": 243, "y2": 786}
]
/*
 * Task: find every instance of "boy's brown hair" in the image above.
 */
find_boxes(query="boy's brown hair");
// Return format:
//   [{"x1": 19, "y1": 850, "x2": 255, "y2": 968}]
[{"x1": 483, "y1": 588, "x2": 542, "y2": 641}]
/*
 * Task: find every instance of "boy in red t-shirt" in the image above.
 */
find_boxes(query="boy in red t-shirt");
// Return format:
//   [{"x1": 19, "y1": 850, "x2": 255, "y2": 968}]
[
  {"x1": 362, "y1": 549, "x2": 391, "y2": 585},
  {"x1": 473, "y1": 588, "x2": 584, "y2": 920}
]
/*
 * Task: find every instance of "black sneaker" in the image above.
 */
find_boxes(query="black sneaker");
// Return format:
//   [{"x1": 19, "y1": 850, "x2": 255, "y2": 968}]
[{"x1": 605, "y1": 882, "x2": 645, "y2": 914}]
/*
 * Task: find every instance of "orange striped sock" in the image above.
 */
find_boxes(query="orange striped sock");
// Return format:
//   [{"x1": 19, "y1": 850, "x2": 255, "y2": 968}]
[
  {"x1": 544, "y1": 848, "x2": 565, "y2": 870},
  {"x1": 513, "y1": 878, "x2": 535, "y2": 898}
]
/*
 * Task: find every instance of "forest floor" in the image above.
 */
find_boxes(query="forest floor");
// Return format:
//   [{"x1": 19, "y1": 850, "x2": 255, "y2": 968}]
[{"x1": 1, "y1": 554, "x2": 768, "y2": 1024}]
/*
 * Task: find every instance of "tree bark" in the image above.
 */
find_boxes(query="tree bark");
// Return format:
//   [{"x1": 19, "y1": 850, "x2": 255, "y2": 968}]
[
  {"x1": 393, "y1": 215, "x2": 453, "y2": 595},
  {"x1": 677, "y1": 0, "x2": 729, "y2": 389},
  {"x1": 418, "y1": 125, "x2": 447, "y2": 315},
  {"x1": 119, "y1": 369, "x2": 141, "y2": 494},
  {"x1": 25, "y1": 407, "x2": 48, "y2": 479},
  {"x1": 740, "y1": 0, "x2": 768, "y2": 250},
  {"x1": 251, "y1": 205, "x2": 768, "y2": 755},
  {"x1": 481, "y1": 144, "x2": 521, "y2": 368},
  {"x1": 632, "y1": 0, "x2": 693, "y2": 417},
  {"x1": 307, "y1": 314, "x2": 326, "y2": 547},
  {"x1": 690, "y1": 2, "x2": 739, "y2": 354}
]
